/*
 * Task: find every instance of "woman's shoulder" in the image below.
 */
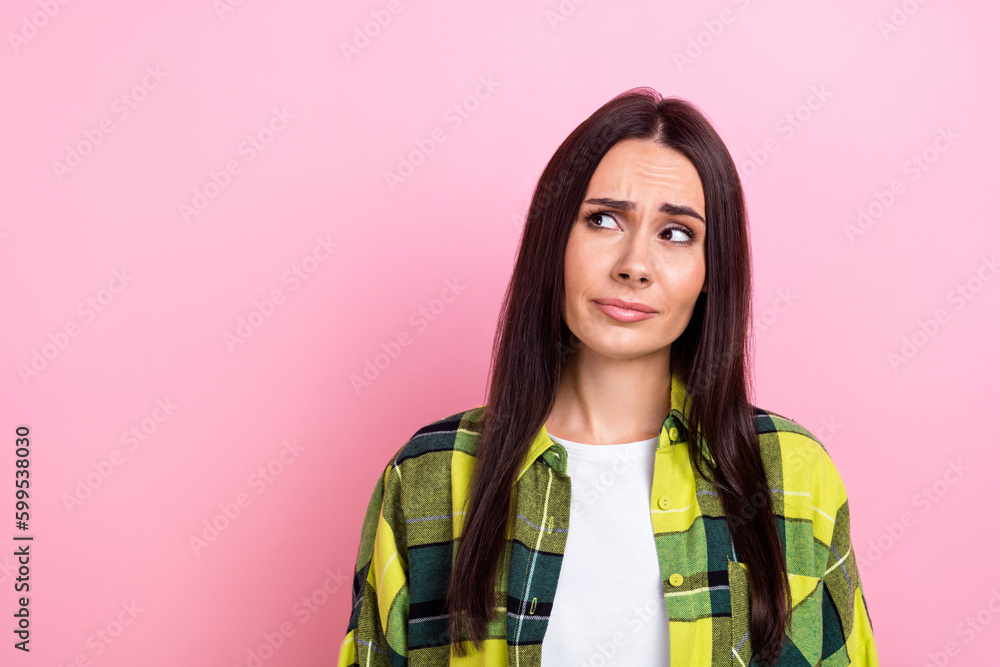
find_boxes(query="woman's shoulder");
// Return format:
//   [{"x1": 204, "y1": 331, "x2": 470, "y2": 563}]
[
  {"x1": 368, "y1": 406, "x2": 488, "y2": 527},
  {"x1": 380, "y1": 404, "x2": 488, "y2": 474},
  {"x1": 749, "y1": 404, "x2": 849, "y2": 500}
]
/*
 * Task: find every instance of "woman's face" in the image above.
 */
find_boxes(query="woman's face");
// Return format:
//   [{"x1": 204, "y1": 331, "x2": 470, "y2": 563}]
[{"x1": 562, "y1": 137, "x2": 707, "y2": 362}]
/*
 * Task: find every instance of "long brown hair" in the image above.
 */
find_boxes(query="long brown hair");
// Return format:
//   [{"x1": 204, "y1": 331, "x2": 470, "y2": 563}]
[{"x1": 446, "y1": 87, "x2": 791, "y2": 665}]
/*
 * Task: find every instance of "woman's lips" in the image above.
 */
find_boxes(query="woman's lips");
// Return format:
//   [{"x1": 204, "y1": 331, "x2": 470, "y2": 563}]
[{"x1": 593, "y1": 299, "x2": 657, "y2": 322}]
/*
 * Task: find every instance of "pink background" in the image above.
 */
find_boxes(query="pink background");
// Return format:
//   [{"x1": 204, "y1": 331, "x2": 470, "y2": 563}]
[{"x1": 2, "y1": 0, "x2": 998, "y2": 665}]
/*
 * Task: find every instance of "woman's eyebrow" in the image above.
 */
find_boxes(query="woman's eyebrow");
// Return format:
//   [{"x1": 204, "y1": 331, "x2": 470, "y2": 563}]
[{"x1": 583, "y1": 197, "x2": 706, "y2": 224}]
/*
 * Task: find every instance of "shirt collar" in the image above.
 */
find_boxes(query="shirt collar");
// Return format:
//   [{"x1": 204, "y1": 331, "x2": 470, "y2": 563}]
[{"x1": 517, "y1": 370, "x2": 713, "y2": 481}]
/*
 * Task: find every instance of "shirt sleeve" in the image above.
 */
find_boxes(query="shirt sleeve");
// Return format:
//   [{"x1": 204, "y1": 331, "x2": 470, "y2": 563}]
[
  {"x1": 338, "y1": 455, "x2": 410, "y2": 667},
  {"x1": 820, "y1": 472, "x2": 879, "y2": 666}
]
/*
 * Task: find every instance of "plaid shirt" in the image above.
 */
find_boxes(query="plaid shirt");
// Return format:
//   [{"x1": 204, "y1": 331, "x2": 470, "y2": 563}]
[{"x1": 338, "y1": 372, "x2": 878, "y2": 666}]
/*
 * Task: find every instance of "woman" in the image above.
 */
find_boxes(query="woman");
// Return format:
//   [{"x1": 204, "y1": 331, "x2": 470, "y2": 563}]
[{"x1": 338, "y1": 87, "x2": 878, "y2": 666}]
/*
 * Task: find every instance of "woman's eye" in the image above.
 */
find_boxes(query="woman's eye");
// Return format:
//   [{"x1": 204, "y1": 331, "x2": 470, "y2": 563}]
[
  {"x1": 587, "y1": 213, "x2": 694, "y2": 244},
  {"x1": 588, "y1": 212, "x2": 617, "y2": 229},
  {"x1": 662, "y1": 227, "x2": 693, "y2": 242}
]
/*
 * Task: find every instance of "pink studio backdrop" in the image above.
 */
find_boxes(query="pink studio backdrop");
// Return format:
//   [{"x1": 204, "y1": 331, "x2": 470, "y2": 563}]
[{"x1": 2, "y1": 0, "x2": 997, "y2": 665}]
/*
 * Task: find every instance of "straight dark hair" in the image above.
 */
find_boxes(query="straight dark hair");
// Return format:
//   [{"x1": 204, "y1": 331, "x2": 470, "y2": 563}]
[{"x1": 445, "y1": 87, "x2": 791, "y2": 665}]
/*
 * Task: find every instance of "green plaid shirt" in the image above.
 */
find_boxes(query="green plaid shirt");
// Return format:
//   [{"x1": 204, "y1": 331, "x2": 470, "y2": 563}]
[{"x1": 338, "y1": 372, "x2": 878, "y2": 666}]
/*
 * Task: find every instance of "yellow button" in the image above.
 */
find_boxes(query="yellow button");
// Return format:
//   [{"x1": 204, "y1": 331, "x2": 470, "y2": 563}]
[
  {"x1": 669, "y1": 573, "x2": 684, "y2": 587},
  {"x1": 668, "y1": 426, "x2": 679, "y2": 441},
  {"x1": 657, "y1": 495, "x2": 671, "y2": 510}
]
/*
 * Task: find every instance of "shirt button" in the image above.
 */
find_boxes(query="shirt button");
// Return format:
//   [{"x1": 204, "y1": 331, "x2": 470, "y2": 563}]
[
  {"x1": 668, "y1": 426, "x2": 679, "y2": 441},
  {"x1": 669, "y1": 573, "x2": 684, "y2": 587},
  {"x1": 657, "y1": 495, "x2": 671, "y2": 510}
]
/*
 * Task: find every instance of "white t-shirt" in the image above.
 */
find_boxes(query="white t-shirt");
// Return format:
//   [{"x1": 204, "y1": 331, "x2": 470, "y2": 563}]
[{"x1": 540, "y1": 433, "x2": 669, "y2": 666}]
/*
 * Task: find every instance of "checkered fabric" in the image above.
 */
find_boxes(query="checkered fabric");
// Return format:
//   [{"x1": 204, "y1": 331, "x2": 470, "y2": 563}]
[{"x1": 337, "y1": 372, "x2": 878, "y2": 666}]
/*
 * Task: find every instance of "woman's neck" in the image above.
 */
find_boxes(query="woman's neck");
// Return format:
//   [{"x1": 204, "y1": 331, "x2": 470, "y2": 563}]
[{"x1": 544, "y1": 346, "x2": 671, "y2": 445}]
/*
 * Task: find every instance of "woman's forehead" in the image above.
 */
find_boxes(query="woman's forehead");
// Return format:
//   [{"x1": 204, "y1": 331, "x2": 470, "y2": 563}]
[{"x1": 586, "y1": 139, "x2": 705, "y2": 213}]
